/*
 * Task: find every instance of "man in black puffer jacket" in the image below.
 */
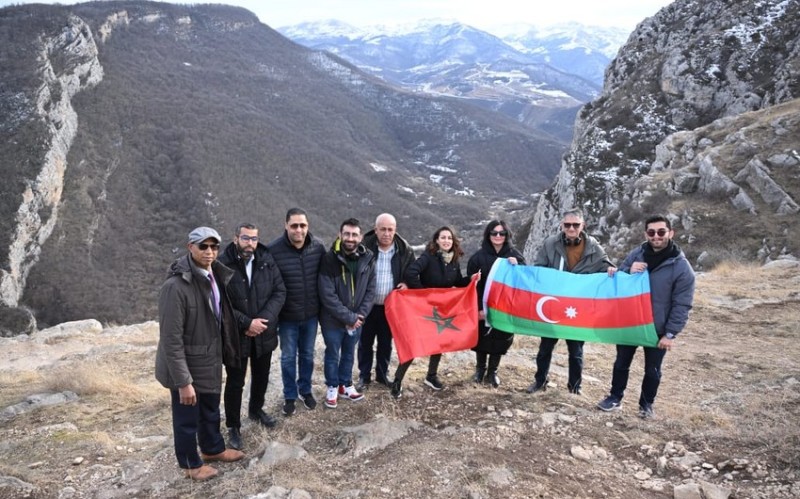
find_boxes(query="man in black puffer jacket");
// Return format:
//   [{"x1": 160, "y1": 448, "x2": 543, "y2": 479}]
[
  {"x1": 218, "y1": 223, "x2": 286, "y2": 450},
  {"x1": 266, "y1": 208, "x2": 326, "y2": 417}
]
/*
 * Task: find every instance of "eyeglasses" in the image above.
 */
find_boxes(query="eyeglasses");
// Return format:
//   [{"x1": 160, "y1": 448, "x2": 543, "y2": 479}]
[
  {"x1": 646, "y1": 228, "x2": 669, "y2": 237},
  {"x1": 489, "y1": 230, "x2": 508, "y2": 237},
  {"x1": 289, "y1": 223, "x2": 308, "y2": 229},
  {"x1": 196, "y1": 243, "x2": 220, "y2": 251},
  {"x1": 563, "y1": 223, "x2": 581, "y2": 229},
  {"x1": 238, "y1": 235, "x2": 258, "y2": 242}
]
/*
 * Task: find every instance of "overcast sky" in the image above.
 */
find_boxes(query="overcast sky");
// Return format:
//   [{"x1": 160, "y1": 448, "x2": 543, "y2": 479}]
[{"x1": 0, "y1": 0, "x2": 675, "y2": 31}]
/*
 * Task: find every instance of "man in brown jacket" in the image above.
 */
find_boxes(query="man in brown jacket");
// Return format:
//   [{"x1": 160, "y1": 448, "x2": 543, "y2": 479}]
[{"x1": 155, "y1": 227, "x2": 244, "y2": 481}]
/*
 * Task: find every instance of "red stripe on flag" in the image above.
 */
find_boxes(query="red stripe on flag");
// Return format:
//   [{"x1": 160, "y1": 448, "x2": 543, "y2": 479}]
[{"x1": 487, "y1": 281, "x2": 653, "y2": 329}]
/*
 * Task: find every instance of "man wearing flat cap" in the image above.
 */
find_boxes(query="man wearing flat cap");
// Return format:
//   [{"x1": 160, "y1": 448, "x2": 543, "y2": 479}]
[{"x1": 156, "y1": 226, "x2": 244, "y2": 481}]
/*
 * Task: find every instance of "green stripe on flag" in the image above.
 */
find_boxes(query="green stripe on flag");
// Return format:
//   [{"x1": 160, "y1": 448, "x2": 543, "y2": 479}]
[{"x1": 487, "y1": 309, "x2": 658, "y2": 347}]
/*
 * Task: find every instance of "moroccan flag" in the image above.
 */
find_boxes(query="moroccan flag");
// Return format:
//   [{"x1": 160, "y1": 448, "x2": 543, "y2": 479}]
[
  {"x1": 484, "y1": 259, "x2": 658, "y2": 347},
  {"x1": 385, "y1": 274, "x2": 479, "y2": 364}
]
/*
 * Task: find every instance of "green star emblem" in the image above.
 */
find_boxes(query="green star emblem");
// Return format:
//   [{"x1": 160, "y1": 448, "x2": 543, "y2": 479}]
[{"x1": 423, "y1": 307, "x2": 461, "y2": 334}]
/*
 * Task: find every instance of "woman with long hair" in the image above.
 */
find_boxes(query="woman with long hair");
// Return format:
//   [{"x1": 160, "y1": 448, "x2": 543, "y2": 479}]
[
  {"x1": 466, "y1": 220, "x2": 525, "y2": 387},
  {"x1": 390, "y1": 226, "x2": 471, "y2": 398}
]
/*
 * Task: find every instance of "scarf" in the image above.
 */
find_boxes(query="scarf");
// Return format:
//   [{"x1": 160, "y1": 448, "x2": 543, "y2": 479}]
[
  {"x1": 439, "y1": 250, "x2": 454, "y2": 264},
  {"x1": 643, "y1": 240, "x2": 681, "y2": 271}
]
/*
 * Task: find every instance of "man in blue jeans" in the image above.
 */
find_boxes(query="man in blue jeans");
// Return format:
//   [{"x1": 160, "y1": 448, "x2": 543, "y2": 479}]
[
  {"x1": 597, "y1": 215, "x2": 695, "y2": 419},
  {"x1": 318, "y1": 218, "x2": 376, "y2": 408},
  {"x1": 267, "y1": 208, "x2": 326, "y2": 416}
]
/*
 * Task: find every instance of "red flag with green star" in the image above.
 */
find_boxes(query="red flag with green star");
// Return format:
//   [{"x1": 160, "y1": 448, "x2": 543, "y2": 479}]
[{"x1": 385, "y1": 274, "x2": 479, "y2": 364}]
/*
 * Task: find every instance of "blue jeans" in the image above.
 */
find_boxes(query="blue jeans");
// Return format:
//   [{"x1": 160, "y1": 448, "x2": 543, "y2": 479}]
[
  {"x1": 322, "y1": 326, "x2": 361, "y2": 388},
  {"x1": 278, "y1": 317, "x2": 318, "y2": 400}
]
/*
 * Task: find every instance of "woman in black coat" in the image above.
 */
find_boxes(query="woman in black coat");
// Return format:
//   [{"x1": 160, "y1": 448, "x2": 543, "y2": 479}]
[
  {"x1": 390, "y1": 226, "x2": 471, "y2": 398},
  {"x1": 466, "y1": 220, "x2": 525, "y2": 387}
]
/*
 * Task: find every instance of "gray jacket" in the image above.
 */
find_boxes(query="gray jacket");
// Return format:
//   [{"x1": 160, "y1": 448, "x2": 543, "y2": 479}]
[
  {"x1": 533, "y1": 232, "x2": 614, "y2": 274},
  {"x1": 619, "y1": 245, "x2": 696, "y2": 337},
  {"x1": 155, "y1": 255, "x2": 240, "y2": 393}
]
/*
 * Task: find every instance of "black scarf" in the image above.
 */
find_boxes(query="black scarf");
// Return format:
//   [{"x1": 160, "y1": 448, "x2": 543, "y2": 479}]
[{"x1": 643, "y1": 240, "x2": 681, "y2": 271}]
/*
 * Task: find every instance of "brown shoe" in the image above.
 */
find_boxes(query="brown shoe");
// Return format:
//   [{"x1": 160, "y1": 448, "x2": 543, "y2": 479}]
[
  {"x1": 184, "y1": 464, "x2": 218, "y2": 481},
  {"x1": 201, "y1": 449, "x2": 245, "y2": 463}
]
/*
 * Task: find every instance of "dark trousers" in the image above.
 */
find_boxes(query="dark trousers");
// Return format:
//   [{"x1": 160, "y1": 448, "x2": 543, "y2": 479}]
[
  {"x1": 224, "y1": 347, "x2": 273, "y2": 428},
  {"x1": 170, "y1": 389, "x2": 225, "y2": 469},
  {"x1": 535, "y1": 337, "x2": 584, "y2": 391},
  {"x1": 610, "y1": 345, "x2": 667, "y2": 407},
  {"x1": 358, "y1": 305, "x2": 393, "y2": 383},
  {"x1": 394, "y1": 354, "x2": 441, "y2": 384}
]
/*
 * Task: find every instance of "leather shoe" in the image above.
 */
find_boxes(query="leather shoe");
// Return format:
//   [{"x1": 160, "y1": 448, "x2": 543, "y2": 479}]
[
  {"x1": 375, "y1": 377, "x2": 392, "y2": 388},
  {"x1": 525, "y1": 379, "x2": 548, "y2": 394},
  {"x1": 248, "y1": 408, "x2": 278, "y2": 428},
  {"x1": 184, "y1": 464, "x2": 218, "y2": 481},
  {"x1": 227, "y1": 427, "x2": 242, "y2": 450},
  {"x1": 201, "y1": 449, "x2": 244, "y2": 463}
]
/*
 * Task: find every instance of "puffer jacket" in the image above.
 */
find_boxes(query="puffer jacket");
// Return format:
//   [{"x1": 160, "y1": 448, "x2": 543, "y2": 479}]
[
  {"x1": 619, "y1": 243, "x2": 696, "y2": 338},
  {"x1": 266, "y1": 231, "x2": 325, "y2": 321},
  {"x1": 155, "y1": 255, "x2": 240, "y2": 393},
  {"x1": 218, "y1": 242, "x2": 286, "y2": 357},
  {"x1": 404, "y1": 251, "x2": 471, "y2": 289},
  {"x1": 533, "y1": 232, "x2": 614, "y2": 274},
  {"x1": 318, "y1": 239, "x2": 377, "y2": 330}
]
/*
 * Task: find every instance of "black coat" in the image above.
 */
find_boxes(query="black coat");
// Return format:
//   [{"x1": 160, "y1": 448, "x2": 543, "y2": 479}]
[
  {"x1": 404, "y1": 251, "x2": 470, "y2": 289},
  {"x1": 218, "y1": 242, "x2": 286, "y2": 358},
  {"x1": 362, "y1": 229, "x2": 416, "y2": 291},
  {"x1": 267, "y1": 231, "x2": 325, "y2": 322},
  {"x1": 318, "y1": 240, "x2": 377, "y2": 330},
  {"x1": 467, "y1": 240, "x2": 526, "y2": 355}
]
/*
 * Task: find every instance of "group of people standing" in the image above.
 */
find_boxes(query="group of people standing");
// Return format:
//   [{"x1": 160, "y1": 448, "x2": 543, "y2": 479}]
[{"x1": 155, "y1": 208, "x2": 695, "y2": 480}]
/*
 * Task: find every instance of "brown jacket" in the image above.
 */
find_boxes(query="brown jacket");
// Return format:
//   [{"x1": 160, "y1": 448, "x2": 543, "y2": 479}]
[{"x1": 155, "y1": 254, "x2": 240, "y2": 393}]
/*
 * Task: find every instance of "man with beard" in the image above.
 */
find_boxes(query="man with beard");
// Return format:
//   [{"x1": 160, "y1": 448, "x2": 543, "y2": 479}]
[
  {"x1": 219, "y1": 223, "x2": 286, "y2": 450},
  {"x1": 597, "y1": 215, "x2": 695, "y2": 419},
  {"x1": 318, "y1": 218, "x2": 377, "y2": 408}
]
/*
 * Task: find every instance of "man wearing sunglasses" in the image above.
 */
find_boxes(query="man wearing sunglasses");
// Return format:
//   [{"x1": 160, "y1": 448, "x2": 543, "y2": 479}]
[
  {"x1": 597, "y1": 215, "x2": 695, "y2": 419},
  {"x1": 156, "y1": 227, "x2": 244, "y2": 481},
  {"x1": 267, "y1": 208, "x2": 326, "y2": 417},
  {"x1": 218, "y1": 223, "x2": 286, "y2": 450},
  {"x1": 526, "y1": 209, "x2": 615, "y2": 396}
]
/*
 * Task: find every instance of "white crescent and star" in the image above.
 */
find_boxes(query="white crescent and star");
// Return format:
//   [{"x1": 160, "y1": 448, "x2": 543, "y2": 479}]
[{"x1": 535, "y1": 296, "x2": 560, "y2": 324}]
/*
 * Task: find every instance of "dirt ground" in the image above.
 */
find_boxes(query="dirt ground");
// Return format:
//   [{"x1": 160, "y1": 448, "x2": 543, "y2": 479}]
[{"x1": 0, "y1": 261, "x2": 798, "y2": 498}]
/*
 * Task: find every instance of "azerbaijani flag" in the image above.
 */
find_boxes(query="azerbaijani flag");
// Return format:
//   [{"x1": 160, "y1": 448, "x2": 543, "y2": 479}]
[
  {"x1": 484, "y1": 259, "x2": 658, "y2": 347},
  {"x1": 385, "y1": 274, "x2": 480, "y2": 364}
]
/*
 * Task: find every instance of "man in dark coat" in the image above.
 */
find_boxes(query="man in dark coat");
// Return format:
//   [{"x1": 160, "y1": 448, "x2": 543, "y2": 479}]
[
  {"x1": 266, "y1": 208, "x2": 326, "y2": 416},
  {"x1": 156, "y1": 227, "x2": 244, "y2": 481},
  {"x1": 318, "y1": 218, "x2": 377, "y2": 408},
  {"x1": 356, "y1": 213, "x2": 415, "y2": 390},
  {"x1": 218, "y1": 223, "x2": 286, "y2": 450}
]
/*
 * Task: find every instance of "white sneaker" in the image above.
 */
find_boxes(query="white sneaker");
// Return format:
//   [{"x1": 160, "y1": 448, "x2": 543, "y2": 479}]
[
  {"x1": 338, "y1": 384, "x2": 365, "y2": 401},
  {"x1": 324, "y1": 386, "x2": 338, "y2": 408}
]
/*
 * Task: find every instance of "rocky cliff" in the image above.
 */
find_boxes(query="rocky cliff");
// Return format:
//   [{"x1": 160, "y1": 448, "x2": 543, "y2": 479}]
[{"x1": 524, "y1": 0, "x2": 799, "y2": 267}]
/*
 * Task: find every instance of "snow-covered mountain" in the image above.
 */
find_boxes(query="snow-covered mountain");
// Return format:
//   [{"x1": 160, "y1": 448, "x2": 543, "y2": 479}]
[{"x1": 278, "y1": 19, "x2": 628, "y2": 141}]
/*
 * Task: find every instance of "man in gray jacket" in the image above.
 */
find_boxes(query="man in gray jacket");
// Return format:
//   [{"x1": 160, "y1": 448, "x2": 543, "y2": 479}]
[
  {"x1": 526, "y1": 209, "x2": 615, "y2": 395},
  {"x1": 597, "y1": 215, "x2": 695, "y2": 419},
  {"x1": 156, "y1": 227, "x2": 244, "y2": 481}
]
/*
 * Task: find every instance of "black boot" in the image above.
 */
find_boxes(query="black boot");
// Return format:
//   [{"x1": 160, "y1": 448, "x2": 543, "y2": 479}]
[
  {"x1": 227, "y1": 427, "x2": 242, "y2": 450},
  {"x1": 473, "y1": 352, "x2": 487, "y2": 383},
  {"x1": 485, "y1": 354, "x2": 501, "y2": 388}
]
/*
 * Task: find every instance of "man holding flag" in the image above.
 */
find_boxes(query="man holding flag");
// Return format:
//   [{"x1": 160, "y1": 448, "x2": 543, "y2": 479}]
[
  {"x1": 526, "y1": 209, "x2": 615, "y2": 395},
  {"x1": 596, "y1": 215, "x2": 695, "y2": 419}
]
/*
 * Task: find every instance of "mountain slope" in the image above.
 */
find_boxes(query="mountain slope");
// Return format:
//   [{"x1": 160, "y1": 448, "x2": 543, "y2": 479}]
[
  {"x1": 0, "y1": 2, "x2": 563, "y2": 329},
  {"x1": 524, "y1": 0, "x2": 800, "y2": 267}
]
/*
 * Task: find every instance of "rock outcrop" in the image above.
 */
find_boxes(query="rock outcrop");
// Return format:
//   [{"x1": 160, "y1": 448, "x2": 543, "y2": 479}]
[{"x1": 524, "y1": 0, "x2": 800, "y2": 267}]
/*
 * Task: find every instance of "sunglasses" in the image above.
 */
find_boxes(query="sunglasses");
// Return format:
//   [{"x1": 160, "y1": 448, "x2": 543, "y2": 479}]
[
  {"x1": 238, "y1": 235, "x2": 259, "y2": 242},
  {"x1": 646, "y1": 228, "x2": 669, "y2": 237},
  {"x1": 489, "y1": 230, "x2": 508, "y2": 237},
  {"x1": 289, "y1": 223, "x2": 308, "y2": 229},
  {"x1": 563, "y1": 223, "x2": 581, "y2": 229},
  {"x1": 197, "y1": 243, "x2": 220, "y2": 251}
]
